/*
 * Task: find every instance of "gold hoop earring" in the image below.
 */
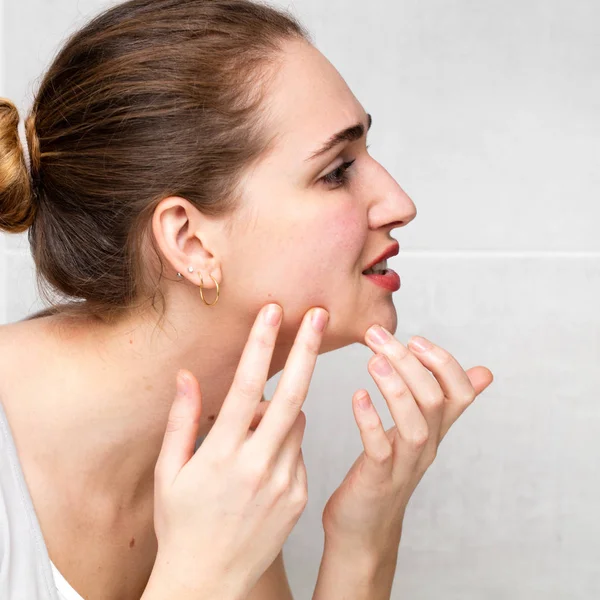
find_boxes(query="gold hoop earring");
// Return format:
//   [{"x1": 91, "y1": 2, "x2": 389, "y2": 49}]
[{"x1": 199, "y1": 273, "x2": 219, "y2": 307}]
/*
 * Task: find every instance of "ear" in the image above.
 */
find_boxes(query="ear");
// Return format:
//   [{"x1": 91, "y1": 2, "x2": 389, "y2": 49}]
[{"x1": 151, "y1": 195, "x2": 218, "y2": 279}]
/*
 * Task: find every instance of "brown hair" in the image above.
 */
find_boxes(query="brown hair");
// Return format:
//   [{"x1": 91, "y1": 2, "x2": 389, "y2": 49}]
[{"x1": 0, "y1": 0, "x2": 311, "y2": 324}]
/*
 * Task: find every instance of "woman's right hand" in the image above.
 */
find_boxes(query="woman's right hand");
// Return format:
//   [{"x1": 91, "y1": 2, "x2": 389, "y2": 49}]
[{"x1": 148, "y1": 303, "x2": 329, "y2": 600}]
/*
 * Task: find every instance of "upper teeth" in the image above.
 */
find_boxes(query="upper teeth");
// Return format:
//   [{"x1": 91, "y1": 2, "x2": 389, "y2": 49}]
[{"x1": 366, "y1": 259, "x2": 387, "y2": 272}]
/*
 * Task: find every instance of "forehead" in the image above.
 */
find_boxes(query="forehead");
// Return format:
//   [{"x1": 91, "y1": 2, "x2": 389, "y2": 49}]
[{"x1": 264, "y1": 41, "x2": 366, "y2": 161}]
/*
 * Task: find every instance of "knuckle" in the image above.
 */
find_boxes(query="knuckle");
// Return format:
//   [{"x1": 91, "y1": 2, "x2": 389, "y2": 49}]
[
  {"x1": 285, "y1": 390, "x2": 305, "y2": 409},
  {"x1": 234, "y1": 375, "x2": 261, "y2": 400},
  {"x1": 364, "y1": 420, "x2": 382, "y2": 434},
  {"x1": 242, "y1": 458, "x2": 270, "y2": 490},
  {"x1": 457, "y1": 390, "x2": 476, "y2": 406},
  {"x1": 290, "y1": 484, "x2": 308, "y2": 509},
  {"x1": 408, "y1": 429, "x2": 429, "y2": 449},
  {"x1": 164, "y1": 414, "x2": 187, "y2": 434},
  {"x1": 390, "y1": 344, "x2": 412, "y2": 362},
  {"x1": 272, "y1": 471, "x2": 293, "y2": 495},
  {"x1": 426, "y1": 391, "x2": 445, "y2": 409},
  {"x1": 393, "y1": 384, "x2": 412, "y2": 401},
  {"x1": 371, "y1": 446, "x2": 393, "y2": 464},
  {"x1": 207, "y1": 444, "x2": 231, "y2": 466}
]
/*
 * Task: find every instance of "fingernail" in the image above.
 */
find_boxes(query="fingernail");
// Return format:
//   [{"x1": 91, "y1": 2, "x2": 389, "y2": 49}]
[
  {"x1": 311, "y1": 308, "x2": 328, "y2": 332},
  {"x1": 367, "y1": 324, "x2": 390, "y2": 345},
  {"x1": 177, "y1": 371, "x2": 190, "y2": 397},
  {"x1": 409, "y1": 336, "x2": 432, "y2": 352},
  {"x1": 372, "y1": 355, "x2": 393, "y2": 376},
  {"x1": 264, "y1": 304, "x2": 282, "y2": 326},
  {"x1": 357, "y1": 392, "x2": 371, "y2": 410}
]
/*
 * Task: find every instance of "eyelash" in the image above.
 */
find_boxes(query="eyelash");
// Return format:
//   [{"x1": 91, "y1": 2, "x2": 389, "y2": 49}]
[{"x1": 321, "y1": 144, "x2": 371, "y2": 188}]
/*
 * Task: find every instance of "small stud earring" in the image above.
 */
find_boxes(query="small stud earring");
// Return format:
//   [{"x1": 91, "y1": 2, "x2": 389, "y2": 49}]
[
  {"x1": 176, "y1": 272, "x2": 183, "y2": 278},
  {"x1": 188, "y1": 266, "x2": 194, "y2": 273}
]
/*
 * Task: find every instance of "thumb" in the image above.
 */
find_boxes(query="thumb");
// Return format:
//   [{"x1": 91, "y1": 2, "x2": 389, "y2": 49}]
[{"x1": 155, "y1": 369, "x2": 202, "y2": 489}]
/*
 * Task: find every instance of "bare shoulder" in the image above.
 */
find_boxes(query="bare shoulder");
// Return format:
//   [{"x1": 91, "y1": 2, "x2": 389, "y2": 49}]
[
  {"x1": 245, "y1": 549, "x2": 294, "y2": 600},
  {"x1": 0, "y1": 316, "x2": 53, "y2": 402}
]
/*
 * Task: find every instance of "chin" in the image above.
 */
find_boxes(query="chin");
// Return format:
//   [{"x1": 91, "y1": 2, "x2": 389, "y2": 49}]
[{"x1": 365, "y1": 306, "x2": 398, "y2": 338}]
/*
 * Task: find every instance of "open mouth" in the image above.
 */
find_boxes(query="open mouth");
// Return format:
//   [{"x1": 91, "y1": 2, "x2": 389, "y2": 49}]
[
  {"x1": 362, "y1": 258, "x2": 389, "y2": 275},
  {"x1": 362, "y1": 242, "x2": 399, "y2": 274},
  {"x1": 361, "y1": 262, "x2": 401, "y2": 291}
]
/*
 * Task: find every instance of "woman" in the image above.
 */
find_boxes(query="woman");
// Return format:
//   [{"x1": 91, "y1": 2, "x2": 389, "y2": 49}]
[{"x1": 0, "y1": 0, "x2": 494, "y2": 598}]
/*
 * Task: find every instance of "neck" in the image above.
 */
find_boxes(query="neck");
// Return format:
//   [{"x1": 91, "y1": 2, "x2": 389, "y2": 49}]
[{"x1": 7, "y1": 297, "x2": 298, "y2": 513}]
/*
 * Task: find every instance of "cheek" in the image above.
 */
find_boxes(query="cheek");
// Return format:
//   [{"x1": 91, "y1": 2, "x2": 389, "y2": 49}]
[
  {"x1": 298, "y1": 204, "x2": 366, "y2": 277},
  {"x1": 245, "y1": 201, "x2": 366, "y2": 297},
  {"x1": 328, "y1": 208, "x2": 365, "y2": 258}
]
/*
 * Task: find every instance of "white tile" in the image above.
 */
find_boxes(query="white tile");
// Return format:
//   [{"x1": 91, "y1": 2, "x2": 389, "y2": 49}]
[
  {"x1": 3, "y1": 251, "x2": 46, "y2": 323},
  {"x1": 284, "y1": 256, "x2": 599, "y2": 599}
]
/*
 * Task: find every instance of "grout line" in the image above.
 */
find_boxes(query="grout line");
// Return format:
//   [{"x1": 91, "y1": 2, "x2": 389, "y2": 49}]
[{"x1": 397, "y1": 251, "x2": 600, "y2": 258}]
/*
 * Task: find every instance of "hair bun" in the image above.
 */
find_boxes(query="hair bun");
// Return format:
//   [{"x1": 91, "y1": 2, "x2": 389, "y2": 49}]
[
  {"x1": 0, "y1": 97, "x2": 36, "y2": 233},
  {"x1": 17, "y1": 118, "x2": 32, "y2": 177}
]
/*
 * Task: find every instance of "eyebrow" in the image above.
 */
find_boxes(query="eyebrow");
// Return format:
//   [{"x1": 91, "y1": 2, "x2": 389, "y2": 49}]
[{"x1": 304, "y1": 113, "x2": 372, "y2": 162}]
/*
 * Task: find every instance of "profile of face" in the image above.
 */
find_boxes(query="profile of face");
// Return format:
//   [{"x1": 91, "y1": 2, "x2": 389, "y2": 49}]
[{"x1": 155, "y1": 39, "x2": 417, "y2": 354}]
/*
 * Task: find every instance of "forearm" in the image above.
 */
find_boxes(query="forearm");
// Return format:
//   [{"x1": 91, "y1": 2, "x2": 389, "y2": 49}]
[
  {"x1": 141, "y1": 578, "x2": 243, "y2": 600},
  {"x1": 141, "y1": 555, "x2": 246, "y2": 600},
  {"x1": 311, "y1": 536, "x2": 399, "y2": 600}
]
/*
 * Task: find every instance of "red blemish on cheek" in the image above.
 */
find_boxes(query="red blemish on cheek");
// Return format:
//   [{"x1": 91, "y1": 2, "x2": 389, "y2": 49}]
[{"x1": 322, "y1": 209, "x2": 364, "y2": 258}]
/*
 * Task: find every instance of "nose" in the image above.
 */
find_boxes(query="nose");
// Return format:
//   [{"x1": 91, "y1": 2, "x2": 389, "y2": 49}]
[{"x1": 368, "y1": 163, "x2": 417, "y2": 230}]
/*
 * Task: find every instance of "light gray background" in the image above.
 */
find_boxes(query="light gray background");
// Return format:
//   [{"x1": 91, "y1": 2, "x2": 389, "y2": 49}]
[{"x1": 1, "y1": 1, "x2": 599, "y2": 598}]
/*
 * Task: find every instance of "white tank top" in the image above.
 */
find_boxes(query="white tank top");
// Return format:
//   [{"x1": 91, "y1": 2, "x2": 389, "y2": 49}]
[{"x1": 0, "y1": 399, "x2": 84, "y2": 600}]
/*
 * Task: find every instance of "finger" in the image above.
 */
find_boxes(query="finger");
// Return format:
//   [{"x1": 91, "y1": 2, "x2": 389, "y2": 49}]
[
  {"x1": 439, "y1": 366, "x2": 494, "y2": 441},
  {"x1": 241, "y1": 399, "x2": 272, "y2": 441},
  {"x1": 155, "y1": 369, "x2": 202, "y2": 489},
  {"x1": 406, "y1": 336, "x2": 494, "y2": 442},
  {"x1": 207, "y1": 303, "x2": 282, "y2": 453},
  {"x1": 295, "y1": 447, "x2": 307, "y2": 488},
  {"x1": 249, "y1": 397, "x2": 271, "y2": 431},
  {"x1": 365, "y1": 326, "x2": 445, "y2": 447},
  {"x1": 351, "y1": 389, "x2": 394, "y2": 483},
  {"x1": 249, "y1": 307, "x2": 328, "y2": 460},
  {"x1": 270, "y1": 411, "x2": 306, "y2": 479},
  {"x1": 367, "y1": 353, "x2": 429, "y2": 449}
]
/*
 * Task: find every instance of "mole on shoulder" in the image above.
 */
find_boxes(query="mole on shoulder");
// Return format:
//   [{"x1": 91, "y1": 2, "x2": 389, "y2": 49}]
[
  {"x1": 129, "y1": 537, "x2": 135, "y2": 548},
  {"x1": 208, "y1": 414, "x2": 215, "y2": 421}
]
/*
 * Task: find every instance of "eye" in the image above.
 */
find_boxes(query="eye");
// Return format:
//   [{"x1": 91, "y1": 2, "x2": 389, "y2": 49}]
[
  {"x1": 320, "y1": 144, "x2": 370, "y2": 188},
  {"x1": 321, "y1": 159, "x2": 356, "y2": 187}
]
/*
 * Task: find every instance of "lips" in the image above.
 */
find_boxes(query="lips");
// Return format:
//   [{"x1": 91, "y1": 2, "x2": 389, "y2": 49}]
[{"x1": 362, "y1": 241, "x2": 400, "y2": 272}]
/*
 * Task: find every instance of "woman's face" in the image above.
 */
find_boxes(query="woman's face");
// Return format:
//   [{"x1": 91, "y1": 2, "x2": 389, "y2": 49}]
[
  {"x1": 226, "y1": 40, "x2": 416, "y2": 347},
  {"x1": 161, "y1": 40, "x2": 417, "y2": 352}
]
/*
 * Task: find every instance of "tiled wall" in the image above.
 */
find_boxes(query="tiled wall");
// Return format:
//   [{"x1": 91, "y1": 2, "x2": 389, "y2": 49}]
[{"x1": 1, "y1": 1, "x2": 598, "y2": 598}]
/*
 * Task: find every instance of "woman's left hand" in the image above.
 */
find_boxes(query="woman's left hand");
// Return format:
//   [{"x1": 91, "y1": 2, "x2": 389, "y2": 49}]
[{"x1": 321, "y1": 326, "x2": 494, "y2": 560}]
